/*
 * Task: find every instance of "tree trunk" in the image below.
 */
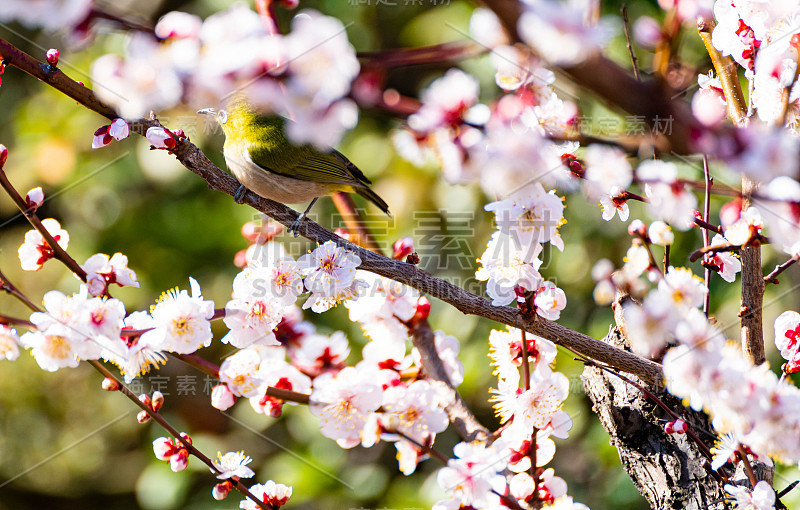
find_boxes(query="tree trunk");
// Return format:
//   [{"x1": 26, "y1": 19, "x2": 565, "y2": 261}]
[{"x1": 580, "y1": 326, "x2": 763, "y2": 509}]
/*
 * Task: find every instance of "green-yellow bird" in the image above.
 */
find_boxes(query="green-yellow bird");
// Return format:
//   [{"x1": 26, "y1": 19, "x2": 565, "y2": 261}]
[{"x1": 198, "y1": 100, "x2": 389, "y2": 234}]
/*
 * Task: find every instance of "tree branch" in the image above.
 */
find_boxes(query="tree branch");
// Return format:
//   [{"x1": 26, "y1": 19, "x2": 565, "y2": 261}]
[
  {"x1": 0, "y1": 36, "x2": 664, "y2": 386},
  {"x1": 409, "y1": 318, "x2": 489, "y2": 442},
  {"x1": 740, "y1": 176, "x2": 765, "y2": 365}
]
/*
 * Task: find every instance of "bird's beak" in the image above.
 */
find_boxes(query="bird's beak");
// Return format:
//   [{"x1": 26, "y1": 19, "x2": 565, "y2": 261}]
[{"x1": 197, "y1": 108, "x2": 216, "y2": 116}]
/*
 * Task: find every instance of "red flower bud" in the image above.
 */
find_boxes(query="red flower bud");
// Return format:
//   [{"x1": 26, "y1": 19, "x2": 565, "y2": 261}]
[
  {"x1": 139, "y1": 393, "x2": 152, "y2": 407},
  {"x1": 233, "y1": 248, "x2": 248, "y2": 269},
  {"x1": 673, "y1": 419, "x2": 687, "y2": 434},
  {"x1": 413, "y1": 297, "x2": 431, "y2": 323},
  {"x1": 46, "y1": 48, "x2": 59, "y2": 66},
  {"x1": 152, "y1": 391, "x2": 165, "y2": 412},
  {"x1": 213, "y1": 481, "x2": 233, "y2": 500},
  {"x1": 392, "y1": 236, "x2": 415, "y2": 260},
  {"x1": 0, "y1": 144, "x2": 7, "y2": 167},
  {"x1": 664, "y1": 421, "x2": 674, "y2": 434},
  {"x1": 720, "y1": 198, "x2": 743, "y2": 228},
  {"x1": 627, "y1": 219, "x2": 647, "y2": 238},
  {"x1": 25, "y1": 187, "x2": 44, "y2": 211},
  {"x1": 137, "y1": 410, "x2": 151, "y2": 423},
  {"x1": 101, "y1": 378, "x2": 120, "y2": 391}
]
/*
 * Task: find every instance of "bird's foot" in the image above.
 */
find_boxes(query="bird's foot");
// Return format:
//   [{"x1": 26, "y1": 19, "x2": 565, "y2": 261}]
[
  {"x1": 289, "y1": 214, "x2": 305, "y2": 237},
  {"x1": 233, "y1": 185, "x2": 247, "y2": 204}
]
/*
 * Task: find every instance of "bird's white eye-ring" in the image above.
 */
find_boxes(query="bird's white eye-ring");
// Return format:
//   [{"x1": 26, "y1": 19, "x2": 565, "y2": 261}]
[{"x1": 218, "y1": 109, "x2": 228, "y2": 124}]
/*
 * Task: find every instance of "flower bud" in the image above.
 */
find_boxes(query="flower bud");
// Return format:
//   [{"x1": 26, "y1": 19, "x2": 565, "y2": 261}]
[
  {"x1": 170, "y1": 450, "x2": 189, "y2": 472},
  {"x1": 392, "y1": 236, "x2": 415, "y2": 260},
  {"x1": 137, "y1": 410, "x2": 151, "y2": 424},
  {"x1": 101, "y1": 377, "x2": 120, "y2": 391},
  {"x1": 152, "y1": 391, "x2": 165, "y2": 412},
  {"x1": 139, "y1": 393, "x2": 152, "y2": 407},
  {"x1": 673, "y1": 419, "x2": 687, "y2": 434},
  {"x1": 664, "y1": 421, "x2": 674, "y2": 434},
  {"x1": 719, "y1": 198, "x2": 743, "y2": 228},
  {"x1": 46, "y1": 48, "x2": 59, "y2": 66},
  {"x1": 592, "y1": 280, "x2": 615, "y2": 306},
  {"x1": 591, "y1": 258, "x2": 614, "y2": 281},
  {"x1": 692, "y1": 88, "x2": 727, "y2": 127},
  {"x1": 92, "y1": 125, "x2": 112, "y2": 149},
  {"x1": 0, "y1": 144, "x2": 7, "y2": 167},
  {"x1": 213, "y1": 481, "x2": 233, "y2": 500},
  {"x1": 146, "y1": 126, "x2": 176, "y2": 149},
  {"x1": 628, "y1": 219, "x2": 647, "y2": 238},
  {"x1": 25, "y1": 187, "x2": 44, "y2": 211},
  {"x1": 632, "y1": 16, "x2": 663, "y2": 49},
  {"x1": 179, "y1": 432, "x2": 193, "y2": 445},
  {"x1": 109, "y1": 118, "x2": 129, "y2": 140},
  {"x1": 211, "y1": 384, "x2": 236, "y2": 411},
  {"x1": 280, "y1": 0, "x2": 299, "y2": 8},
  {"x1": 86, "y1": 272, "x2": 107, "y2": 297},
  {"x1": 412, "y1": 297, "x2": 431, "y2": 323}
]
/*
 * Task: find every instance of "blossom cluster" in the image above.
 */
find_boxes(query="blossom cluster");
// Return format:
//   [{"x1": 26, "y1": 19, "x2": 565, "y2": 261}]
[
  {"x1": 429, "y1": 326, "x2": 582, "y2": 509},
  {"x1": 477, "y1": 183, "x2": 568, "y2": 319},
  {"x1": 90, "y1": 5, "x2": 359, "y2": 147}
]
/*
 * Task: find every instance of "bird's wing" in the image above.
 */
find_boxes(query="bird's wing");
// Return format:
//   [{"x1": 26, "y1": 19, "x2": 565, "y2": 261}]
[{"x1": 247, "y1": 145, "x2": 370, "y2": 189}]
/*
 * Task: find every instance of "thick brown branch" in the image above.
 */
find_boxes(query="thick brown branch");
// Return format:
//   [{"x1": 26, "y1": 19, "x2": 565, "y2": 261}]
[
  {"x1": 409, "y1": 318, "x2": 489, "y2": 442},
  {"x1": 697, "y1": 17, "x2": 748, "y2": 126},
  {"x1": 357, "y1": 41, "x2": 484, "y2": 67},
  {"x1": 481, "y1": 0, "x2": 702, "y2": 154},
  {"x1": 740, "y1": 176, "x2": 765, "y2": 365}
]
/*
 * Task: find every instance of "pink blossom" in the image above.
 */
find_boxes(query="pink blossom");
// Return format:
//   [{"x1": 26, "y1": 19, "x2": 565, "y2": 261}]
[
  {"x1": 774, "y1": 311, "x2": 800, "y2": 372},
  {"x1": 518, "y1": 0, "x2": 611, "y2": 66},
  {"x1": 0, "y1": 325, "x2": 21, "y2": 361},
  {"x1": 211, "y1": 384, "x2": 236, "y2": 411},
  {"x1": 309, "y1": 367, "x2": 382, "y2": 448},
  {"x1": 242, "y1": 481, "x2": 292, "y2": 509},
  {"x1": 18, "y1": 218, "x2": 69, "y2": 271},
  {"x1": 155, "y1": 11, "x2": 203, "y2": 39},
  {"x1": 436, "y1": 441, "x2": 507, "y2": 508}
]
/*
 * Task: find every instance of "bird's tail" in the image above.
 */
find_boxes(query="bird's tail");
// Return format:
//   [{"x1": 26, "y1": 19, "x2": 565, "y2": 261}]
[{"x1": 356, "y1": 187, "x2": 390, "y2": 216}]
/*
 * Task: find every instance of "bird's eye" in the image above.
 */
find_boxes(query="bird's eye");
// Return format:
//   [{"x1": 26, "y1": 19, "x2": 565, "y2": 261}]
[{"x1": 218, "y1": 110, "x2": 228, "y2": 124}]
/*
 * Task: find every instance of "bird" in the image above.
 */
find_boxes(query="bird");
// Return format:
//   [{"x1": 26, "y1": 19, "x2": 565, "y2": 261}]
[{"x1": 198, "y1": 99, "x2": 390, "y2": 235}]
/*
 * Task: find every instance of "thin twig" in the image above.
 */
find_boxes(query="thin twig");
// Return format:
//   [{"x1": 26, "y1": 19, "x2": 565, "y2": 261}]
[
  {"x1": 357, "y1": 41, "x2": 484, "y2": 67},
  {"x1": 172, "y1": 353, "x2": 311, "y2": 405},
  {"x1": 0, "y1": 168, "x2": 88, "y2": 280},
  {"x1": 330, "y1": 192, "x2": 382, "y2": 253},
  {"x1": 764, "y1": 255, "x2": 799, "y2": 285},
  {"x1": 0, "y1": 313, "x2": 33, "y2": 327},
  {"x1": 737, "y1": 444, "x2": 759, "y2": 488},
  {"x1": 702, "y1": 155, "x2": 712, "y2": 317},
  {"x1": 0, "y1": 267, "x2": 40, "y2": 312},
  {"x1": 689, "y1": 242, "x2": 740, "y2": 262},
  {"x1": 621, "y1": 5, "x2": 641, "y2": 81},
  {"x1": 88, "y1": 361, "x2": 275, "y2": 509}
]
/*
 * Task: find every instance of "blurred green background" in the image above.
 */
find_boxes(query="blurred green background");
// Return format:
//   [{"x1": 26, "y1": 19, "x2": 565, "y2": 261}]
[{"x1": 1, "y1": 1, "x2": 799, "y2": 509}]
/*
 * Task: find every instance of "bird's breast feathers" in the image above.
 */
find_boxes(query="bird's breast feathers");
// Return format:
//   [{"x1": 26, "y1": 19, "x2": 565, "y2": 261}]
[{"x1": 224, "y1": 150, "x2": 345, "y2": 204}]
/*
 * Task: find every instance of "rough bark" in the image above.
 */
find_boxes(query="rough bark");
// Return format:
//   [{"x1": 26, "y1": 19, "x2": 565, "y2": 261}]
[
  {"x1": 740, "y1": 176, "x2": 766, "y2": 366},
  {"x1": 582, "y1": 327, "x2": 727, "y2": 510}
]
